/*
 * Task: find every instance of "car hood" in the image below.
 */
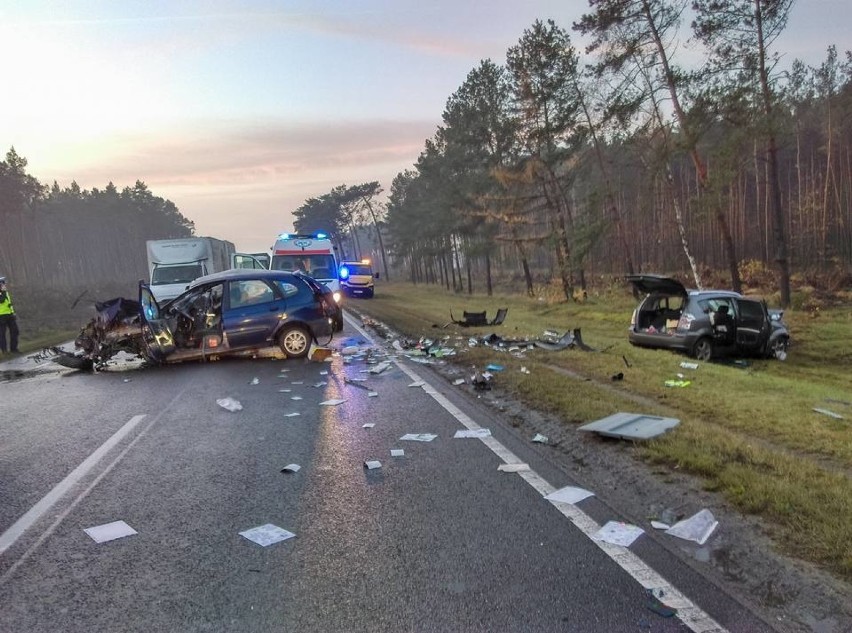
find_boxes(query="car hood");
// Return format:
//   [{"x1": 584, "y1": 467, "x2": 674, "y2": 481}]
[{"x1": 626, "y1": 274, "x2": 687, "y2": 295}]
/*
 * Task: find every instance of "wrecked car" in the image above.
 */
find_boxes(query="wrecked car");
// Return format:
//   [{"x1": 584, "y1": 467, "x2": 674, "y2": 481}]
[
  {"x1": 626, "y1": 274, "x2": 789, "y2": 362},
  {"x1": 56, "y1": 269, "x2": 341, "y2": 370}
]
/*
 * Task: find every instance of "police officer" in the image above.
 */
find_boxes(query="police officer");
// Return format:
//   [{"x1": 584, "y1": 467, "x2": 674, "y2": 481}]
[{"x1": 0, "y1": 276, "x2": 20, "y2": 355}]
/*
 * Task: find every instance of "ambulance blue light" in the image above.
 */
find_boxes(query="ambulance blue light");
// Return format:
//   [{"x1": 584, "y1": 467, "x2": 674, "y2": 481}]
[
  {"x1": 278, "y1": 232, "x2": 290, "y2": 240},
  {"x1": 315, "y1": 232, "x2": 327, "y2": 239},
  {"x1": 339, "y1": 266, "x2": 350, "y2": 280}
]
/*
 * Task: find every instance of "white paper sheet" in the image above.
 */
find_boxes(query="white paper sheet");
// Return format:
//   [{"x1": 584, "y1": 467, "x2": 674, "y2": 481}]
[
  {"x1": 216, "y1": 397, "x2": 243, "y2": 412},
  {"x1": 531, "y1": 433, "x2": 548, "y2": 443},
  {"x1": 84, "y1": 520, "x2": 138, "y2": 544},
  {"x1": 364, "y1": 460, "x2": 382, "y2": 469},
  {"x1": 291, "y1": 396, "x2": 303, "y2": 401},
  {"x1": 281, "y1": 464, "x2": 301, "y2": 473},
  {"x1": 665, "y1": 509, "x2": 718, "y2": 545},
  {"x1": 284, "y1": 412, "x2": 300, "y2": 417},
  {"x1": 362, "y1": 423, "x2": 375, "y2": 428},
  {"x1": 249, "y1": 377, "x2": 259, "y2": 385},
  {"x1": 319, "y1": 371, "x2": 329, "y2": 375},
  {"x1": 390, "y1": 449, "x2": 404, "y2": 457},
  {"x1": 497, "y1": 463, "x2": 530, "y2": 472},
  {"x1": 592, "y1": 521, "x2": 644, "y2": 547},
  {"x1": 239, "y1": 524, "x2": 296, "y2": 547},
  {"x1": 319, "y1": 399, "x2": 346, "y2": 406},
  {"x1": 453, "y1": 378, "x2": 465, "y2": 386},
  {"x1": 408, "y1": 381, "x2": 425, "y2": 388},
  {"x1": 313, "y1": 382, "x2": 328, "y2": 388},
  {"x1": 545, "y1": 486, "x2": 595, "y2": 505},
  {"x1": 368, "y1": 392, "x2": 378, "y2": 397},
  {"x1": 400, "y1": 433, "x2": 437, "y2": 442},
  {"x1": 278, "y1": 389, "x2": 292, "y2": 393},
  {"x1": 454, "y1": 429, "x2": 491, "y2": 438}
]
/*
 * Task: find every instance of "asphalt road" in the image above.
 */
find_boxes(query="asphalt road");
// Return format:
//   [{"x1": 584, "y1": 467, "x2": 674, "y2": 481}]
[{"x1": 0, "y1": 315, "x2": 776, "y2": 633}]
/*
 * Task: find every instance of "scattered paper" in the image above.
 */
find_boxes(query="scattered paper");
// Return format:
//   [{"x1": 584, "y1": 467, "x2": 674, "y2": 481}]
[
  {"x1": 278, "y1": 389, "x2": 292, "y2": 393},
  {"x1": 239, "y1": 524, "x2": 296, "y2": 547},
  {"x1": 454, "y1": 429, "x2": 491, "y2": 438},
  {"x1": 313, "y1": 382, "x2": 328, "y2": 388},
  {"x1": 408, "y1": 381, "x2": 425, "y2": 388},
  {"x1": 319, "y1": 399, "x2": 346, "y2": 406},
  {"x1": 368, "y1": 391, "x2": 378, "y2": 397},
  {"x1": 362, "y1": 423, "x2": 375, "y2": 428},
  {"x1": 651, "y1": 521, "x2": 671, "y2": 530},
  {"x1": 319, "y1": 371, "x2": 328, "y2": 375},
  {"x1": 680, "y1": 362, "x2": 699, "y2": 370},
  {"x1": 278, "y1": 369, "x2": 290, "y2": 374},
  {"x1": 348, "y1": 377, "x2": 367, "y2": 382},
  {"x1": 400, "y1": 433, "x2": 437, "y2": 442},
  {"x1": 84, "y1": 520, "x2": 138, "y2": 544},
  {"x1": 249, "y1": 377, "x2": 259, "y2": 385},
  {"x1": 364, "y1": 460, "x2": 382, "y2": 470},
  {"x1": 453, "y1": 378, "x2": 466, "y2": 386},
  {"x1": 592, "y1": 521, "x2": 644, "y2": 547},
  {"x1": 281, "y1": 464, "x2": 301, "y2": 473},
  {"x1": 665, "y1": 509, "x2": 718, "y2": 545},
  {"x1": 498, "y1": 463, "x2": 530, "y2": 473},
  {"x1": 545, "y1": 486, "x2": 594, "y2": 505},
  {"x1": 390, "y1": 449, "x2": 404, "y2": 457},
  {"x1": 217, "y1": 397, "x2": 243, "y2": 412},
  {"x1": 291, "y1": 381, "x2": 304, "y2": 385},
  {"x1": 123, "y1": 378, "x2": 131, "y2": 383},
  {"x1": 531, "y1": 433, "x2": 548, "y2": 443},
  {"x1": 369, "y1": 362, "x2": 391, "y2": 374},
  {"x1": 284, "y1": 412, "x2": 300, "y2": 418},
  {"x1": 291, "y1": 396, "x2": 303, "y2": 401},
  {"x1": 520, "y1": 367, "x2": 531, "y2": 374}
]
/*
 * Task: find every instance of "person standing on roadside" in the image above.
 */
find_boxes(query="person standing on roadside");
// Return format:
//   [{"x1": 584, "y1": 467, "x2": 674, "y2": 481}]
[{"x1": 0, "y1": 276, "x2": 20, "y2": 355}]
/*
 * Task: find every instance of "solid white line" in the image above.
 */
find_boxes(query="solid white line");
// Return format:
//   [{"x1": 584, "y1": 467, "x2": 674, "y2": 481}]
[
  {"x1": 344, "y1": 312, "x2": 729, "y2": 633},
  {"x1": 0, "y1": 414, "x2": 147, "y2": 556}
]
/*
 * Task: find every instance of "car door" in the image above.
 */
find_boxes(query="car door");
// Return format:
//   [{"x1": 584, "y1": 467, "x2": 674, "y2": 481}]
[
  {"x1": 733, "y1": 298, "x2": 770, "y2": 353},
  {"x1": 139, "y1": 282, "x2": 176, "y2": 362},
  {"x1": 223, "y1": 278, "x2": 283, "y2": 349},
  {"x1": 231, "y1": 253, "x2": 269, "y2": 269}
]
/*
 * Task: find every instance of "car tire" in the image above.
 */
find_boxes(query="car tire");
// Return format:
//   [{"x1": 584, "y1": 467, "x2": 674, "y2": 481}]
[
  {"x1": 693, "y1": 337, "x2": 714, "y2": 362},
  {"x1": 278, "y1": 326, "x2": 311, "y2": 358}
]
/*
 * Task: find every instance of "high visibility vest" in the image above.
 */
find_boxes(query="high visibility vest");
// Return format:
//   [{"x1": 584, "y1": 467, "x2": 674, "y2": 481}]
[{"x1": 0, "y1": 290, "x2": 14, "y2": 315}]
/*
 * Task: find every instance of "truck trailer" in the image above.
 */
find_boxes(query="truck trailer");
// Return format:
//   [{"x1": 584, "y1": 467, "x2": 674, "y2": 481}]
[{"x1": 146, "y1": 237, "x2": 236, "y2": 303}]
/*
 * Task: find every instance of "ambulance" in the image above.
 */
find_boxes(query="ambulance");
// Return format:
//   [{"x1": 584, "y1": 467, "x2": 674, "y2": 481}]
[
  {"x1": 270, "y1": 232, "x2": 343, "y2": 330},
  {"x1": 339, "y1": 259, "x2": 377, "y2": 298}
]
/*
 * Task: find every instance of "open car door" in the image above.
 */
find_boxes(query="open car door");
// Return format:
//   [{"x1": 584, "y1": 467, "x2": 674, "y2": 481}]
[
  {"x1": 733, "y1": 298, "x2": 770, "y2": 354},
  {"x1": 231, "y1": 253, "x2": 269, "y2": 270},
  {"x1": 139, "y1": 282, "x2": 176, "y2": 362}
]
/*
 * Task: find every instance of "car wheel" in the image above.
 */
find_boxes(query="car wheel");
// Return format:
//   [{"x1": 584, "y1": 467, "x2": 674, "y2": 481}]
[
  {"x1": 693, "y1": 337, "x2": 714, "y2": 361},
  {"x1": 278, "y1": 326, "x2": 311, "y2": 358},
  {"x1": 769, "y1": 336, "x2": 789, "y2": 360}
]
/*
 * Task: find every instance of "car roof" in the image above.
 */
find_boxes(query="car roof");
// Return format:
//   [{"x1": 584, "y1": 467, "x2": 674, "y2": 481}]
[{"x1": 192, "y1": 269, "x2": 300, "y2": 286}]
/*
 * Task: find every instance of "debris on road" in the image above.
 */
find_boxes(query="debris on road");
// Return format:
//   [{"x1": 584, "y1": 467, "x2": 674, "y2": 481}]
[
  {"x1": 408, "y1": 381, "x2": 425, "y2": 388},
  {"x1": 520, "y1": 366, "x2": 531, "y2": 374},
  {"x1": 249, "y1": 377, "x2": 260, "y2": 385},
  {"x1": 592, "y1": 521, "x2": 644, "y2": 547},
  {"x1": 454, "y1": 429, "x2": 491, "y2": 438},
  {"x1": 680, "y1": 362, "x2": 699, "y2": 370},
  {"x1": 280, "y1": 464, "x2": 301, "y2": 473},
  {"x1": 578, "y1": 412, "x2": 680, "y2": 440},
  {"x1": 284, "y1": 413, "x2": 300, "y2": 417},
  {"x1": 291, "y1": 396, "x2": 303, "y2": 401},
  {"x1": 313, "y1": 381, "x2": 327, "y2": 388},
  {"x1": 217, "y1": 397, "x2": 243, "y2": 412},
  {"x1": 84, "y1": 520, "x2": 138, "y2": 543},
  {"x1": 344, "y1": 377, "x2": 372, "y2": 391},
  {"x1": 531, "y1": 433, "x2": 548, "y2": 444},
  {"x1": 362, "y1": 423, "x2": 375, "y2": 428},
  {"x1": 239, "y1": 524, "x2": 296, "y2": 547},
  {"x1": 319, "y1": 399, "x2": 345, "y2": 406},
  {"x1": 545, "y1": 486, "x2": 594, "y2": 505},
  {"x1": 369, "y1": 361, "x2": 392, "y2": 375},
  {"x1": 278, "y1": 388, "x2": 291, "y2": 393},
  {"x1": 665, "y1": 509, "x2": 718, "y2": 545},
  {"x1": 813, "y1": 407, "x2": 844, "y2": 420},
  {"x1": 452, "y1": 378, "x2": 466, "y2": 386},
  {"x1": 646, "y1": 589, "x2": 677, "y2": 618},
  {"x1": 497, "y1": 463, "x2": 530, "y2": 472},
  {"x1": 650, "y1": 521, "x2": 671, "y2": 530},
  {"x1": 364, "y1": 460, "x2": 382, "y2": 470},
  {"x1": 485, "y1": 364, "x2": 504, "y2": 372},
  {"x1": 390, "y1": 449, "x2": 405, "y2": 457},
  {"x1": 291, "y1": 381, "x2": 304, "y2": 385},
  {"x1": 308, "y1": 345, "x2": 333, "y2": 362},
  {"x1": 400, "y1": 433, "x2": 437, "y2": 442},
  {"x1": 368, "y1": 391, "x2": 378, "y2": 397}
]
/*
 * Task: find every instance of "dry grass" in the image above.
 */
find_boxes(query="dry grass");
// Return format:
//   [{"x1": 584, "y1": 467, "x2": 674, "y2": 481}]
[{"x1": 352, "y1": 281, "x2": 852, "y2": 580}]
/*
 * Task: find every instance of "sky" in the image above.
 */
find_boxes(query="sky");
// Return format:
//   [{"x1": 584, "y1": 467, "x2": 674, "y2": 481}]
[{"x1": 1, "y1": 0, "x2": 848, "y2": 254}]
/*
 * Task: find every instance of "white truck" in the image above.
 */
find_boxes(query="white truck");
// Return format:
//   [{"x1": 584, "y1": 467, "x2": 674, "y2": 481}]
[{"x1": 146, "y1": 237, "x2": 236, "y2": 303}]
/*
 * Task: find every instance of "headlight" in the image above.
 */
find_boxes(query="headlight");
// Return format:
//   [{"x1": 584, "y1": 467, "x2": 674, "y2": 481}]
[{"x1": 332, "y1": 292, "x2": 341, "y2": 303}]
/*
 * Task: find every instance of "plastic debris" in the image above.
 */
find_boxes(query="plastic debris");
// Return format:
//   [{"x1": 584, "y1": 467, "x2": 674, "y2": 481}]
[
  {"x1": 291, "y1": 396, "x2": 303, "y2": 401},
  {"x1": 341, "y1": 346, "x2": 361, "y2": 355},
  {"x1": 664, "y1": 379, "x2": 691, "y2": 388},
  {"x1": 239, "y1": 524, "x2": 296, "y2": 547},
  {"x1": 454, "y1": 429, "x2": 491, "y2": 438},
  {"x1": 400, "y1": 433, "x2": 437, "y2": 442},
  {"x1": 665, "y1": 509, "x2": 718, "y2": 545},
  {"x1": 408, "y1": 381, "x2": 425, "y2": 388},
  {"x1": 592, "y1": 521, "x2": 644, "y2": 547},
  {"x1": 390, "y1": 449, "x2": 404, "y2": 457},
  {"x1": 498, "y1": 463, "x2": 530, "y2": 473},
  {"x1": 579, "y1": 412, "x2": 680, "y2": 440},
  {"x1": 319, "y1": 371, "x2": 328, "y2": 375},
  {"x1": 278, "y1": 389, "x2": 292, "y2": 393},
  {"x1": 84, "y1": 520, "x2": 137, "y2": 543},
  {"x1": 485, "y1": 364, "x2": 504, "y2": 372},
  {"x1": 123, "y1": 378, "x2": 131, "y2": 383},
  {"x1": 281, "y1": 464, "x2": 301, "y2": 473},
  {"x1": 813, "y1": 408, "x2": 844, "y2": 420},
  {"x1": 650, "y1": 521, "x2": 671, "y2": 530},
  {"x1": 249, "y1": 377, "x2": 260, "y2": 385},
  {"x1": 680, "y1": 362, "x2": 699, "y2": 370},
  {"x1": 364, "y1": 460, "x2": 382, "y2": 470},
  {"x1": 646, "y1": 589, "x2": 677, "y2": 618},
  {"x1": 308, "y1": 345, "x2": 333, "y2": 362},
  {"x1": 452, "y1": 378, "x2": 466, "y2": 386},
  {"x1": 545, "y1": 486, "x2": 594, "y2": 505},
  {"x1": 369, "y1": 362, "x2": 392, "y2": 374},
  {"x1": 217, "y1": 397, "x2": 243, "y2": 412},
  {"x1": 313, "y1": 382, "x2": 328, "y2": 388},
  {"x1": 284, "y1": 412, "x2": 300, "y2": 417},
  {"x1": 362, "y1": 423, "x2": 375, "y2": 428},
  {"x1": 368, "y1": 392, "x2": 378, "y2": 397},
  {"x1": 319, "y1": 399, "x2": 346, "y2": 406},
  {"x1": 531, "y1": 433, "x2": 548, "y2": 444},
  {"x1": 291, "y1": 381, "x2": 304, "y2": 385}
]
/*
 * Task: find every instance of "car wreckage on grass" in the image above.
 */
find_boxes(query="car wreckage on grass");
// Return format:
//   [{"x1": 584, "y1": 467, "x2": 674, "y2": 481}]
[{"x1": 54, "y1": 270, "x2": 342, "y2": 371}]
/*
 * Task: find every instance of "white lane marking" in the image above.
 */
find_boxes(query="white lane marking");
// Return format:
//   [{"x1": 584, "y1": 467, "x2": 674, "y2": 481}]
[
  {"x1": 344, "y1": 312, "x2": 729, "y2": 633},
  {"x1": 0, "y1": 414, "x2": 147, "y2": 556}
]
